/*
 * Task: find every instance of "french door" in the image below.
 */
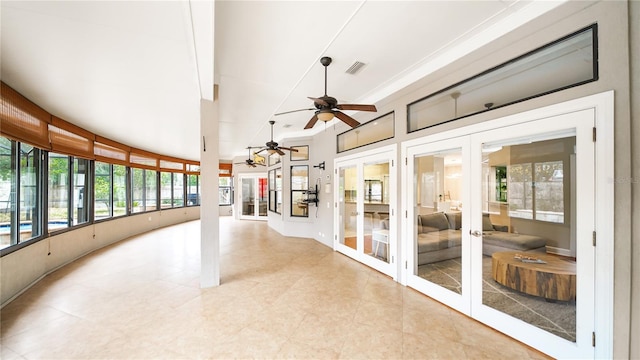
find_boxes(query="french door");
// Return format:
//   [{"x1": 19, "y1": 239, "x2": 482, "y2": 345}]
[
  {"x1": 404, "y1": 109, "x2": 596, "y2": 358},
  {"x1": 238, "y1": 174, "x2": 268, "y2": 221},
  {"x1": 335, "y1": 145, "x2": 396, "y2": 278}
]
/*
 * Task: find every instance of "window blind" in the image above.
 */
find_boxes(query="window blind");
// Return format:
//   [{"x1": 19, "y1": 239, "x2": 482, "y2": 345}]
[{"x1": 0, "y1": 82, "x2": 51, "y2": 149}]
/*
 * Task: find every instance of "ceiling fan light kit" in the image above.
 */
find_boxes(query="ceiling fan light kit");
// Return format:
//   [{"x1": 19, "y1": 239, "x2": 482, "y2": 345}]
[{"x1": 275, "y1": 56, "x2": 378, "y2": 130}]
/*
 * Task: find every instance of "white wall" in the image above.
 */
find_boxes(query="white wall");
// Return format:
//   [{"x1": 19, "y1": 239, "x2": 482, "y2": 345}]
[{"x1": 0, "y1": 206, "x2": 200, "y2": 306}]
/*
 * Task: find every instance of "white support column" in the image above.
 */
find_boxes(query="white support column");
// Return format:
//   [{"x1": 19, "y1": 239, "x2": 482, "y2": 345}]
[{"x1": 200, "y1": 98, "x2": 219, "y2": 287}]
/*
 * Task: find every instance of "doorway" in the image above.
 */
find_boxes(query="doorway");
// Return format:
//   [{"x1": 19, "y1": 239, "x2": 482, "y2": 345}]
[
  {"x1": 238, "y1": 174, "x2": 268, "y2": 221},
  {"x1": 335, "y1": 145, "x2": 396, "y2": 278},
  {"x1": 402, "y1": 92, "x2": 614, "y2": 358}
]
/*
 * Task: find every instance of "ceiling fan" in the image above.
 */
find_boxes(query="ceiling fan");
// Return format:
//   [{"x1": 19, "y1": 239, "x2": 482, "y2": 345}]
[
  {"x1": 234, "y1": 147, "x2": 265, "y2": 168},
  {"x1": 256, "y1": 120, "x2": 298, "y2": 156},
  {"x1": 275, "y1": 56, "x2": 377, "y2": 129}
]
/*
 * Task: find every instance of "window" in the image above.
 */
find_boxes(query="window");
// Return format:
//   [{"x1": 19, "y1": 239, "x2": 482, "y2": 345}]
[
  {"x1": 48, "y1": 152, "x2": 70, "y2": 231},
  {"x1": 173, "y1": 174, "x2": 184, "y2": 207},
  {"x1": 509, "y1": 162, "x2": 564, "y2": 223},
  {"x1": 187, "y1": 174, "x2": 200, "y2": 206},
  {"x1": 73, "y1": 158, "x2": 90, "y2": 225},
  {"x1": 94, "y1": 162, "x2": 112, "y2": 219},
  {"x1": 337, "y1": 112, "x2": 395, "y2": 153},
  {"x1": 408, "y1": 25, "x2": 597, "y2": 132},
  {"x1": 290, "y1": 146, "x2": 309, "y2": 161},
  {"x1": 131, "y1": 168, "x2": 157, "y2": 213},
  {"x1": 291, "y1": 165, "x2": 308, "y2": 217},
  {"x1": 160, "y1": 172, "x2": 173, "y2": 209},
  {"x1": 219, "y1": 177, "x2": 232, "y2": 206},
  {"x1": 0, "y1": 137, "x2": 44, "y2": 250},
  {"x1": 112, "y1": 165, "x2": 127, "y2": 217}
]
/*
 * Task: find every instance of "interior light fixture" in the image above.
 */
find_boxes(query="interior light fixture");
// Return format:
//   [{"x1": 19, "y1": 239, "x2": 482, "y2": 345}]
[{"x1": 317, "y1": 111, "x2": 334, "y2": 122}]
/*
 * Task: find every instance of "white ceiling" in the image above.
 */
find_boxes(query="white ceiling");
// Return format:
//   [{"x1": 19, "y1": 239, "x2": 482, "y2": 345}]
[{"x1": 1, "y1": 1, "x2": 565, "y2": 162}]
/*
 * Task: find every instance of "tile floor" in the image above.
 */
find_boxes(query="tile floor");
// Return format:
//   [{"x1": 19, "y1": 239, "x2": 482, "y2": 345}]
[{"x1": 1, "y1": 217, "x2": 550, "y2": 359}]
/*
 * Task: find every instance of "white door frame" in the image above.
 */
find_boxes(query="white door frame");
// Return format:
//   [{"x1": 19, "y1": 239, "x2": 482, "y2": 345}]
[{"x1": 400, "y1": 91, "x2": 614, "y2": 358}]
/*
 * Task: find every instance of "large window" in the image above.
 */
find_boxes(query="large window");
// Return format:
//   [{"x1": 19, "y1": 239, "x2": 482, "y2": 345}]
[
  {"x1": 291, "y1": 165, "x2": 309, "y2": 217},
  {"x1": 94, "y1": 162, "x2": 127, "y2": 220}
]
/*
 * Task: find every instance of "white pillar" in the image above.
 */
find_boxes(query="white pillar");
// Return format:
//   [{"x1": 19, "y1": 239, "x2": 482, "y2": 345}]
[{"x1": 200, "y1": 98, "x2": 219, "y2": 287}]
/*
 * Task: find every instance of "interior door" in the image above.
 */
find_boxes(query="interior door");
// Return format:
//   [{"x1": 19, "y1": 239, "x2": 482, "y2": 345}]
[
  {"x1": 239, "y1": 174, "x2": 268, "y2": 221},
  {"x1": 335, "y1": 146, "x2": 396, "y2": 278}
]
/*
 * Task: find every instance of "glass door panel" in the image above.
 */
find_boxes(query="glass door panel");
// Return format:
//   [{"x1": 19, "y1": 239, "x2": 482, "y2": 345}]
[
  {"x1": 258, "y1": 177, "x2": 267, "y2": 216},
  {"x1": 338, "y1": 164, "x2": 358, "y2": 251},
  {"x1": 470, "y1": 110, "x2": 594, "y2": 358},
  {"x1": 480, "y1": 133, "x2": 577, "y2": 339},
  {"x1": 364, "y1": 160, "x2": 390, "y2": 263},
  {"x1": 406, "y1": 141, "x2": 469, "y2": 313},
  {"x1": 241, "y1": 177, "x2": 255, "y2": 217}
]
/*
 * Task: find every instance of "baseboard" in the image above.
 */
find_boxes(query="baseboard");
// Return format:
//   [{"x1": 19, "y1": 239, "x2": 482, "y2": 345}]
[{"x1": 545, "y1": 246, "x2": 574, "y2": 257}]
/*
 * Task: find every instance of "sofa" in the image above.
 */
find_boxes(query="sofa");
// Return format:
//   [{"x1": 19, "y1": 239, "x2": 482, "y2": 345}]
[{"x1": 415, "y1": 212, "x2": 547, "y2": 265}]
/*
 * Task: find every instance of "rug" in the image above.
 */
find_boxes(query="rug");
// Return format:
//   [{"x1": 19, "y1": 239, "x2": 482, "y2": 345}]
[{"x1": 418, "y1": 256, "x2": 576, "y2": 342}]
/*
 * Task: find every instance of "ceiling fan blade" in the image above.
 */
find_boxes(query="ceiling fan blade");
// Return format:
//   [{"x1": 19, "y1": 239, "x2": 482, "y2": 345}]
[
  {"x1": 276, "y1": 149, "x2": 285, "y2": 156},
  {"x1": 255, "y1": 148, "x2": 267, "y2": 154},
  {"x1": 278, "y1": 146, "x2": 299, "y2": 152},
  {"x1": 337, "y1": 104, "x2": 377, "y2": 112},
  {"x1": 257, "y1": 163, "x2": 266, "y2": 166},
  {"x1": 334, "y1": 111, "x2": 361, "y2": 128},
  {"x1": 274, "y1": 108, "x2": 315, "y2": 116},
  {"x1": 308, "y1": 96, "x2": 329, "y2": 107},
  {"x1": 304, "y1": 113, "x2": 319, "y2": 129}
]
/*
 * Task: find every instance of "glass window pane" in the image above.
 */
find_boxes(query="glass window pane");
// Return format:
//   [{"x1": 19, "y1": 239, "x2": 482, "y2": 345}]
[
  {"x1": 20, "y1": 143, "x2": 42, "y2": 243},
  {"x1": 291, "y1": 191, "x2": 308, "y2": 217},
  {"x1": 219, "y1": 188, "x2": 231, "y2": 206},
  {"x1": 188, "y1": 174, "x2": 200, "y2": 206},
  {"x1": 337, "y1": 112, "x2": 395, "y2": 152},
  {"x1": 73, "y1": 158, "x2": 89, "y2": 225},
  {"x1": 173, "y1": 173, "x2": 184, "y2": 207},
  {"x1": 145, "y1": 170, "x2": 157, "y2": 211},
  {"x1": 94, "y1": 162, "x2": 112, "y2": 220},
  {"x1": 113, "y1": 165, "x2": 127, "y2": 217},
  {"x1": 48, "y1": 153, "x2": 69, "y2": 231},
  {"x1": 160, "y1": 172, "x2": 172, "y2": 209},
  {"x1": 131, "y1": 168, "x2": 144, "y2": 213}
]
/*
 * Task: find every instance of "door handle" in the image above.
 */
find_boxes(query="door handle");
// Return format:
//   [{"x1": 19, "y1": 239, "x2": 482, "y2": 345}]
[{"x1": 470, "y1": 230, "x2": 482, "y2": 237}]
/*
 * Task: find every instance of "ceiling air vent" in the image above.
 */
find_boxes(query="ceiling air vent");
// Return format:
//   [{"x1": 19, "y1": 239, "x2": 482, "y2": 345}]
[{"x1": 345, "y1": 61, "x2": 366, "y2": 75}]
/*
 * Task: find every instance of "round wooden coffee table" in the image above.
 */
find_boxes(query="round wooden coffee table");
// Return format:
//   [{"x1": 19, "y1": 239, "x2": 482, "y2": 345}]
[{"x1": 491, "y1": 251, "x2": 576, "y2": 301}]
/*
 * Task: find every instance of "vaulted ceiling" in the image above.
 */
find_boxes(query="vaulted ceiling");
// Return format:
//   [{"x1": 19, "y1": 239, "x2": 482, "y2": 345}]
[{"x1": 1, "y1": 1, "x2": 565, "y2": 161}]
